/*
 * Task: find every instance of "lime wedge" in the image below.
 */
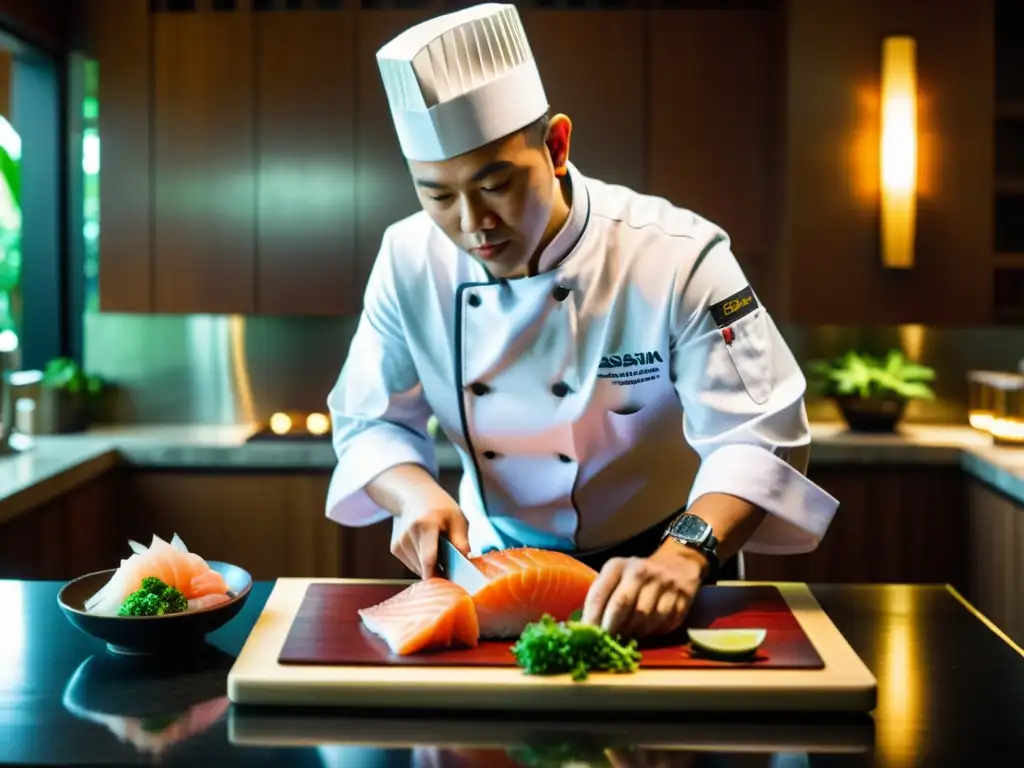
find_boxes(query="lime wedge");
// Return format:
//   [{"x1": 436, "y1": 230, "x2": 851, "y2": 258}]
[{"x1": 687, "y1": 628, "x2": 767, "y2": 658}]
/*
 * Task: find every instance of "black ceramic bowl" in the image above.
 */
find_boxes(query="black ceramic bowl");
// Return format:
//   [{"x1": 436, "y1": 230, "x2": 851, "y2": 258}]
[{"x1": 57, "y1": 561, "x2": 252, "y2": 656}]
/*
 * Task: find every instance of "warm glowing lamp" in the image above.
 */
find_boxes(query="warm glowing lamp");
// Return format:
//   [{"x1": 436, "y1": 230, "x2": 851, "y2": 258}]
[
  {"x1": 880, "y1": 36, "x2": 917, "y2": 269},
  {"x1": 269, "y1": 412, "x2": 292, "y2": 435},
  {"x1": 306, "y1": 412, "x2": 330, "y2": 436}
]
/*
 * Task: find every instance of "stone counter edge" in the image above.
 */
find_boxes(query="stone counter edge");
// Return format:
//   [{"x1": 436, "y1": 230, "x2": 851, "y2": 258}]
[{"x1": 0, "y1": 427, "x2": 1021, "y2": 527}]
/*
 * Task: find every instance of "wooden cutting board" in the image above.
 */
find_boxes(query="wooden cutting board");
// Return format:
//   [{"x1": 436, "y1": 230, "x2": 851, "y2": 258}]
[
  {"x1": 277, "y1": 583, "x2": 823, "y2": 670},
  {"x1": 227, "y1": 579, "x2": 877, "y2": 713}
]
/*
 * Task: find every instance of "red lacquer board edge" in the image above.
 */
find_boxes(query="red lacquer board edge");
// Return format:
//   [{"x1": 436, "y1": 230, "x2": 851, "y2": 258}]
[{"x1": 277, "y1": 583, "x2": 824, "y2": 671}]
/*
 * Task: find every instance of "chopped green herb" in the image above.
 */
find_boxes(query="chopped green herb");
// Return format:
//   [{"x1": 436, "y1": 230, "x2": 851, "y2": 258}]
[
  {"x1": 118, "y1": 576, "x2": 187, "y2": 617},
  {"x1": 510, "y1": 614, "x2": 642, "y2": 682}
]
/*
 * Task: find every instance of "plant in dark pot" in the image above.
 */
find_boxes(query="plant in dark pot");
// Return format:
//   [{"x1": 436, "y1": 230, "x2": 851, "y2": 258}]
[
  {"x1": 37, "y1": 357, "x2": 107, "y2": 434},
  {"x1": 806, "y1": 349, "x2": 936, "y2": 433}
]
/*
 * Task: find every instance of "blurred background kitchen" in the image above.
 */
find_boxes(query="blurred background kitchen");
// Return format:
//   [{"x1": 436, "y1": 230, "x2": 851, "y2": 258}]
[
  {"x1": 0, "y1": 0, "x2": 1018, "y2": 432},
  {"x1": 1, "y1": 0, "x2": 1023, "y2": 640}
]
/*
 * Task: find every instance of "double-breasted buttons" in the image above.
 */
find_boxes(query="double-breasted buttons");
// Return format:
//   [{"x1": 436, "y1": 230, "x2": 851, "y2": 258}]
[
  {"x1": 557, "y1": 453, "x2": 573, "y2": 463},
  {"x1": 469, "y1": 382, "x2": 490, "y2": 396},
  {"x1": 483, "y1": 450, "x2": 499, "y2": 460},
  {"x1": 552, "y1": 286, "x2": 571, "y2": 302},
  {"x1": 551, "y1": 381, "x2": 570, "y2": 398},
  {"x1": 467, "y1": 293, "x2": 481, "y2": 307}
]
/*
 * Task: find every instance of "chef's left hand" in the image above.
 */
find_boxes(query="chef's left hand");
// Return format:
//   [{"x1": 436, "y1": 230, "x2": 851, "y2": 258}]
[{"x1": 581, "y1": 543, "x2": 706, "y2": 639}]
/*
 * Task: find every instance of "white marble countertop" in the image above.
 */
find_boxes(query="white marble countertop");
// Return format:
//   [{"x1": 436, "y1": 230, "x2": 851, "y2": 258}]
[{"x1": 0, "y1": 421, "x2": 1021, "y2": 526}]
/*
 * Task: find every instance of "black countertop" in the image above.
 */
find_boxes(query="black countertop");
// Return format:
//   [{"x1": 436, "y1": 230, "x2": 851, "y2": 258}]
[{"x1": 2, "y1": 580, "x2": 1023, "y2": 766}]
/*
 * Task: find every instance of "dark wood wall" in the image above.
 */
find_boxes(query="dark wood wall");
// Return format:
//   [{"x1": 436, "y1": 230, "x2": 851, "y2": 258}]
[
  {"x1": 71, "y1": 0, "x2": 1008, "y2": 325},
  {"x1": 0, "y1": 0, "x2": 71, "y2": 53}
]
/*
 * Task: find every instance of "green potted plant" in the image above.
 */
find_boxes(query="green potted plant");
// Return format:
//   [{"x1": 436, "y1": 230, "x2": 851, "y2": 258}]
[
  {"x1": 806, "y1": 349, "x2": 936, "y2": 433},
  {"x1": 37, "y1": 357, "x2": 107, "y2": 434}
]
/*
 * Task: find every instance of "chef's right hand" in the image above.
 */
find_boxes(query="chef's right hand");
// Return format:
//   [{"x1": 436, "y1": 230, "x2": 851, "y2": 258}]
[{"x1": 392, "y1": 491, "x2": 471, "y2": 578}]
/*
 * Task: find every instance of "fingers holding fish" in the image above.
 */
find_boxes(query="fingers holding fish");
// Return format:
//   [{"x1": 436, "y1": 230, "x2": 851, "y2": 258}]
[
  {"x1": 623, "y1": 578, "x2": 667, "y2": 639},
  {"x1": 600, "y1": 562, "x2": 647, "y2": 635},
  {"x1": 581, "y1": 551, "x2": 703, "y2": 639},
  {"x1": 580, "y1": 556, "x2": 626, "y2": 628}
]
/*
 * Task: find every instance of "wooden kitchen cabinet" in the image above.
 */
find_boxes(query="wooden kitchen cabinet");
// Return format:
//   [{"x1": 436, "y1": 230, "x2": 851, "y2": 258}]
[
  {"x1": 775, "y1": 0, "x2": 994, "y2": 325},
  {"x1": 352, "y1": 9, "x2": 436, "y2": 295},
  {"x1": 742, "y1": 464, "x2": 969, "y2": 587},
  {"x1": 123, "y1": 468, "x2": 462, "y2": 581},
  {"x1": 964, "y1": 480, "x2": 1024, "y2": 648},
  {"x1": 0, "y1": 468, "x2": 127, "y2": 581},
  {"x1": 83, "y1": 2, "x2": 998, "y2": 322},
  {"x1": 152, "y1": 6, "x2": 257, "y2": 313},
  {"x1": 0, "y1": 464, "x2": 464, "y2": 583},
  {"x1": 647, "y1": 8, "x2": 783, "y2": 293},
  {"x1": 522, "y1": 10, "x2": 646, "y2": 193},
  {"x1": 89, "y1": 0, "x2": 154, "y2": 313},
  {"x1": 255, "y1": 8, "x2": 359, "y2": 315}
]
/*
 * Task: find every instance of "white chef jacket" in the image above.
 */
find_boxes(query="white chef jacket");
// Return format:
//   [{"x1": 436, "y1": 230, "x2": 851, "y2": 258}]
[{"x1": 325, "y1": 161, "x2": 838, "y2": 557}]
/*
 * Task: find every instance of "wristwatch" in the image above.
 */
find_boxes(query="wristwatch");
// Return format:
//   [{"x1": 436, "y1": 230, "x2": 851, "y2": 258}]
[{"x1": 662, "y1": 511, "x2": 720, "y2": 581}]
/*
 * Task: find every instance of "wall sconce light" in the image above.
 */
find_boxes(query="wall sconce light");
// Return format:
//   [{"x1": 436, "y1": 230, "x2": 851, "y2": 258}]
[{"x1": 880, "y1": 35, "x2": 917, "y2": 269}]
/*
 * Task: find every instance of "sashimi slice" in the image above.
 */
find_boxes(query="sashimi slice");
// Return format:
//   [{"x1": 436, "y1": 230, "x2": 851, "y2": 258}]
[
  {"x1": 188, "y1": 593, "x2": 231, "y2": 611},
  {"x1": 180, "y1": 553, "x2": 229, "y2": 599},
  {"x1": 469, "y1": 547, "x2": 598, "y2": 639},
  {"x1": 189, "y1": 569, "x2": 229, "y2": 599},
  {"x1": 358, "y1": 578, "x2": 479, "y2": 656}
]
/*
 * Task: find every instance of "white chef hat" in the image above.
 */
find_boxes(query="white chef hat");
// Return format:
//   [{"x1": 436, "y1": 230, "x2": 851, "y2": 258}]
[{"x1": 376, "y1": 3, "x2": 549, "y2": 162}]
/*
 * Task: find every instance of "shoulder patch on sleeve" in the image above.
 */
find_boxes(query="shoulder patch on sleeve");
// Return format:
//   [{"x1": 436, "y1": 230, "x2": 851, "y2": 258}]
[{"x1": 709, "y1": 285, "x2": 759, "y2": 328}]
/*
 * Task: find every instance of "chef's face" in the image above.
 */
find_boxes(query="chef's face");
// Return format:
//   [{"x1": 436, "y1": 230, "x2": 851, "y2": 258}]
[{"x1": 408, "y1": 114, "x2": 572, "y2": 279}]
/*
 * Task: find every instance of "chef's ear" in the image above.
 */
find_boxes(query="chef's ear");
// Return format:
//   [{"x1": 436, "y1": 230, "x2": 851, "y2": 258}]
[{"x1": 546, "y1": 114, "x2": 572, "y2": 177}]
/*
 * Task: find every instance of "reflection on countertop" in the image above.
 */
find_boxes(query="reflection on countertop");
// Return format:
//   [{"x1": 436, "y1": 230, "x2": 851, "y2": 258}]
[
  {"x1": 62, "y1": 648, "x2": 233, "y2": 759},
  {"x1": 0, "y1": 421, "x2": 1021, "y2": 527},
  {"x1": 231, "y1": 708, "x2": 875, "y2": 765}
]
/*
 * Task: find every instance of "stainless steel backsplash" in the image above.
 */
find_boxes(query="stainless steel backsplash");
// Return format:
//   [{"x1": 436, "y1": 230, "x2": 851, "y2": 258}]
[{"x1": 81, "y1": 311, "x2": 1024, "y2": 426}]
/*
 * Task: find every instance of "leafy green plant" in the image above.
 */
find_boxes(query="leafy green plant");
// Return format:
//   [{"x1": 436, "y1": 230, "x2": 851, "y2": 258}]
[
  {"x1": 807, "y1": 349, "x2": 936, "y2": 401},
  {"x1": 41, "y1": 357, "x2": 105, "y2": 397}
]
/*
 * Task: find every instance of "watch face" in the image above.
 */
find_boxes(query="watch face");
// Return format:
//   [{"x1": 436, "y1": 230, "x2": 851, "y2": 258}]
[{"x1": 673, "y1": 515, "x2": 709, "y2": 543}]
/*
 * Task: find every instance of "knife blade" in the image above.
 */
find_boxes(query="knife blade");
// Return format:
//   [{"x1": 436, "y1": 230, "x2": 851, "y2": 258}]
[{"x1": 435, "y1": 535, "x2": 489, "y2": 594}]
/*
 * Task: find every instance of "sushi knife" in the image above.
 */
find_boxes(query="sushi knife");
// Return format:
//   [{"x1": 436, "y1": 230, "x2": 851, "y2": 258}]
[{"x1": 435, "y1": 535, "x2": 489, "y2": 594}]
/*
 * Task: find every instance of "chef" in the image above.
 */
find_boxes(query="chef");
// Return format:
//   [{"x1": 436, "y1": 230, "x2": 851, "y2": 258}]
[{"x1": 325, "y1": 2, "x2": 838, "y2": 640}]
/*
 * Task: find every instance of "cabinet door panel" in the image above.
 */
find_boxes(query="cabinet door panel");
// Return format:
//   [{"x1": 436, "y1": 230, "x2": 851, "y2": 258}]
[
  {"x1": 648, "y1": 9, "x2": 782, "y2": 293},
  {"x1": 353, "y1": 10, "x2": 435, "y2": 303},
  {"x1": 256, "y1": 10, "x2": 358, "y2": 316},
  {"x1": 153, "y1": 8, "x2": 255, "y2": 313},
  {"x1": 521, "y1": 10, "x2": 646, "y2": 193},
  {"x1": 90, "y1": 0, "x2": 153, "y2": 312}
]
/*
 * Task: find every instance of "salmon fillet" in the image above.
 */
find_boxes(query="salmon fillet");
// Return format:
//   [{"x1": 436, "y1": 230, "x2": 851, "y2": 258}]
[
  {"x1": 470, "y1": 547, "x2": 598, "y2": 639},
  {"x1": 358, "y1": 577, "x2": 480, "y2": 656}
]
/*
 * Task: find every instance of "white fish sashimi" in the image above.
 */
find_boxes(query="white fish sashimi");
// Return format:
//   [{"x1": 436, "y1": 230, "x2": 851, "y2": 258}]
[
  {"x1": 83, "y1": 557, "x2": 136, "y2": 615},
  {"x1": 170, "y1": 533, "x2": 189, "y2": 554},
  {"x1": 127, "y1": 540, "x2": 148, "y2": 556}
]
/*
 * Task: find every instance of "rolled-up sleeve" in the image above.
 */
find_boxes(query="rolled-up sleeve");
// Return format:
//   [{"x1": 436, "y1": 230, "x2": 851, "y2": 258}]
[
  {"x1": 325, "y1": 227, "x2": 437, "y2": 527},
  {"x1": 670, "y1": 232, "x2": 839, "y2": 554}
]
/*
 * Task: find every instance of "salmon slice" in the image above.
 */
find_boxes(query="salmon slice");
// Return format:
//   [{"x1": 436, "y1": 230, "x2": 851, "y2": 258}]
[
  {"x1": 469, "y1": 547, "x2": 598, "y2": 639},
  {"x1": 358, "y1": 578, "x2": 480, "y2": 656}
]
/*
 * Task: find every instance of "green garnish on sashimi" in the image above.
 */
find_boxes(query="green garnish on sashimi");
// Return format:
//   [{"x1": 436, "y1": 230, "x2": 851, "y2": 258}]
[
  {"x1": 511, "y1": 613, "x2": 642, "y2": 682},
  {"x1": 117, "y1": 576, "x2": 187, "y2": 617}
]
